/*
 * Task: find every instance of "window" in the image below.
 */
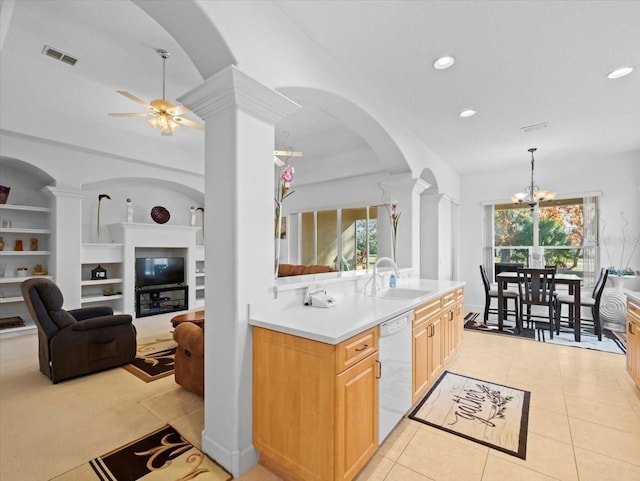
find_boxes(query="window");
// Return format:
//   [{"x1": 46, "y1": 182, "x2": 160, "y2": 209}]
[
  {"x1": 296, "y1": 205, "x2": 379, "y2": 271},
  {"x1": 487, "y1": 196, "x2": 599, "y2": 287}
]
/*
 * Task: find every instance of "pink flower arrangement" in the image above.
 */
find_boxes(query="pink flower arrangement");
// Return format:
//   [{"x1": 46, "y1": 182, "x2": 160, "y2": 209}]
[
  {"x1": 275, "y1": 166, "x2": 295, "y2": 238},
  {"x1": 389, "y1": 201, "x2": 401, "y2": 261}
]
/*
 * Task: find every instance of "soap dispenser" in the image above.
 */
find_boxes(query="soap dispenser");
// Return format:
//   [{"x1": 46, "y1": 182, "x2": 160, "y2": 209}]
[{"x1": 389, "y1": 274, "x2": 397, "y2": 288}]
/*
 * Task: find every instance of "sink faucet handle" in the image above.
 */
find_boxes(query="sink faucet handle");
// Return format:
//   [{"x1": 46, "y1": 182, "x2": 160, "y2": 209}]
[{"x1": 304, "y1": 284, "x2": 325, "y2": 305}]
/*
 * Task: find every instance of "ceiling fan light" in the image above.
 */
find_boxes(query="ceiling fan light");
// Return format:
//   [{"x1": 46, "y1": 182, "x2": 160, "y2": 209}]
[
  {"x1": 168, "y1": 117, "x2": 180, "y2": 131},
  {"x1": 148, "y1": 117, "x2": 159, "y2": 128}
]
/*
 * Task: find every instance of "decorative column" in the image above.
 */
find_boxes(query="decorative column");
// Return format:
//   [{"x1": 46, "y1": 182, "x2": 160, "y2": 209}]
[
  {"x1": 179, "y1": 65, "x2": 299, "y2": 476},
  {"x1": 420, "y1": 192, "x2": 459, "y2": 280},
  {"x1": 378, "y1": 177, "x2": 430, "y2": 271},
  {"x1": 41, "y1": 186, "x2": 85, "y2": 309}
]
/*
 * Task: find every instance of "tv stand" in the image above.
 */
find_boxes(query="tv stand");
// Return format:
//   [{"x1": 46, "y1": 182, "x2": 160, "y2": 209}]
[{"x1": 136, "y1": 285, "x2": 188, "y2": 318}]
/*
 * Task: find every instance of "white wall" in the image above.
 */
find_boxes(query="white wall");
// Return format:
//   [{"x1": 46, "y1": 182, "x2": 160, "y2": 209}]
[{"x1": 460, "y1": 152, "x2": 640, "y2": 312}]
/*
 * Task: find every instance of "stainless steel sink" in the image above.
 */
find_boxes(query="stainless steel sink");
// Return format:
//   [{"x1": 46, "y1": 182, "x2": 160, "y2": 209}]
[{"x1": 375, "y1": 288, "x2": 431, "y2": 300}]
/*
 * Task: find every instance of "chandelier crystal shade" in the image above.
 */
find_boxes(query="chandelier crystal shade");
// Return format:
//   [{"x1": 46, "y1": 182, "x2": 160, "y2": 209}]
[{"x1": 511, "y1": 148, "x2": 557, "y2": 209}]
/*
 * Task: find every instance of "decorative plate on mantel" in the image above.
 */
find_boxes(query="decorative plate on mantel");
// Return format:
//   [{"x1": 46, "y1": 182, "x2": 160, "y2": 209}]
[{"x1": 150, "y1": 206, "x2": 170, "y2": 224}]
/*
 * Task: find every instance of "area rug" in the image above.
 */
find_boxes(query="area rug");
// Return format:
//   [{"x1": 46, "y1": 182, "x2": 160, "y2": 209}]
[
  {"x1": 122, "y1": 335, "x2": 177, "y2": 382},
  {"x1": 50, "y1": 425, "x2": 232, "y2": 481},
  {"x1": 409, "y1": 371, "x2": 530, "y2": 459},
  {"x1": 464, "y1": 312, "x2": 626, "y2": 354}
]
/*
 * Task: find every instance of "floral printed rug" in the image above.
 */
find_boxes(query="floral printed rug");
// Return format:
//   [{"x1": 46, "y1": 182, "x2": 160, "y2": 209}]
[
  {"x1": 50, "y1": 425, "x2": 231, "y2": 481},
  {"x1": 409, "y1": 371, "x2": 530, "y2": 459},
  {"x1": 122, "y1": 335, "x2": 177, "y2": 382}
]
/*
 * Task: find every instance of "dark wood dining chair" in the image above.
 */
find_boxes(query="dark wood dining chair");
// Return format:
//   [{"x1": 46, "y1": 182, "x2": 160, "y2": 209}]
[
  {"x1": 516, "y1": 267, "x2": 556, "y2": 340},
  {"x1": 480, "y1": 265, "x2": 519, "y2": 324},
  {"x1": 555, "y1": 268, "x2": 608, "y2": 341}
]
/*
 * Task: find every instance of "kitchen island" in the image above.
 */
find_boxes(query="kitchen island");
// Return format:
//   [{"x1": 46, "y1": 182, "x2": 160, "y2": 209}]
[
  {"x1": 626, "y1": 291, "x2": 640, "y2": 388},
  {"x1": 249, "y1": 278, "x2": 465, "y2": 481}
]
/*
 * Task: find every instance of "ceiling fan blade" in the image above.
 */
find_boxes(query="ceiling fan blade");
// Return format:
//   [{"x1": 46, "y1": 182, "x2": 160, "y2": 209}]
[
  {"x1": 167, "y1": 105, "x2": 190, "y2": 116},
  {"x1": 108, "y1": 112, "x2": 154, "y2": 117},
  {"x1": 116, "y1": 90, "x2": 156, "y2": 111},
  {"x1": 174, "y1": 117, "x2": 204, "y2": 130},
  {"x1": 274, "y1": 150, "x2": 303, "y2": 158}
]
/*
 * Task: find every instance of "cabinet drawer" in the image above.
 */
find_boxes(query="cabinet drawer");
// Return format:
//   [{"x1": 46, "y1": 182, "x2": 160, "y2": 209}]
[
  {"x1": 442, "y1": 291, "x2": 455, "y2": 308},
  {"x1": 414, "y1": 298, "x2": 441, "y2": 324},
  {"x1": 455, "y1": 287, "x2": 464, "y2": 299},
  {"x1": 335, "y1": 327, "x2": 378, "y2": 374}
]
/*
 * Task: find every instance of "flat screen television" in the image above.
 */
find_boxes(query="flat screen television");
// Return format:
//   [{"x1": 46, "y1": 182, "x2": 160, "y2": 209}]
[{"x1": 135, "y1": 257, "x2": 185, "y2": 288}]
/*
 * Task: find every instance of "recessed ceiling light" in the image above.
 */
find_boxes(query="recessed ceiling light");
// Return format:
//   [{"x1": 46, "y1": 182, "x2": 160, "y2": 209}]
[
  {"x1": 459, "y1": 109, "x2": 476, "y2": 118},
  {"x1": 607, "y1": 66, "x2": 634, "y2": 79},
  {"x1": 433, "y1": 56, "x2": 455, "y2": 70}
]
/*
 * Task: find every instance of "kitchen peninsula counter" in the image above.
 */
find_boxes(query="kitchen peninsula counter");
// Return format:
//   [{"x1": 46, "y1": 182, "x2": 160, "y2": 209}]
[{"x1": 249, "y1": 278, "x2": 465, "y2": 344}]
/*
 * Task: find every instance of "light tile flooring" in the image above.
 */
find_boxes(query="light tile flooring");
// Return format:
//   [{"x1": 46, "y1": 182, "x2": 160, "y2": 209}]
[{"x1": 1, "y1": 314, "x2": 639, "y2": 481}]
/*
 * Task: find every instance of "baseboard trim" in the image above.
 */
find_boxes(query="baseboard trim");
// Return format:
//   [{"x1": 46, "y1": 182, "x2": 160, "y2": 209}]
[{"x1": 201, "y1": 431, "x2": 259, "y2": 477}]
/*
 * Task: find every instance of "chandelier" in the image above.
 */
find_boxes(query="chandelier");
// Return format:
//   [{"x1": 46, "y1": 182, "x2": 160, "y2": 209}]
[{"x1": 511, "y1": 147, "x2": 556, "y2": 209}]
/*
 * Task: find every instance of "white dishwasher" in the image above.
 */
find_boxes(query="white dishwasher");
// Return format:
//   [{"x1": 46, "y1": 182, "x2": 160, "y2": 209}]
[{"x1": 378, "y1": 310, "x2": 413, "y2": 444}]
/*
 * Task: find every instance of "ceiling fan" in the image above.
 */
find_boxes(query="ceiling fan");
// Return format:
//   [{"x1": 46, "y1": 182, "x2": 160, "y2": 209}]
[
  {"x1": 274, "y1": 131, "x2": 302, "y2": 166},
  {"x1": 108, "y1": 49, "x2": 203, "y2": 136}
]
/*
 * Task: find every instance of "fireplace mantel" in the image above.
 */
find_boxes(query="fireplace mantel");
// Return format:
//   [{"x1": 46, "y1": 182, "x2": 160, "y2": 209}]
[{"x1": 108, "y1": 223, "x2": 201, "y2": 317}]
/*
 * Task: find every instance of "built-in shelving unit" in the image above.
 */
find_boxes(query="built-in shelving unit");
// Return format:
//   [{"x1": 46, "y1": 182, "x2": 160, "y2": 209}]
[
  {"x1": 0, "y1": 203, "x2": 52, "y2": 337},
  {"x1": 195, "y1": 245, "x2": 205, "y2": 308},
  {"x1": 80, "y1": 243, "x2": 124, "y2": 313}
]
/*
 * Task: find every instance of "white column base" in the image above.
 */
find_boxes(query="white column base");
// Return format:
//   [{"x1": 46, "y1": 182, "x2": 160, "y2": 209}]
[{"x1": 202, "y1": 430, "x2": 259, "y2": 477}]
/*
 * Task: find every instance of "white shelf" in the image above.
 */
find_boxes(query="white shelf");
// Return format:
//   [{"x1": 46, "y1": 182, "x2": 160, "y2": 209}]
[
  {"x1": 0, "y1": 251, "x2": 51, "y2": 256},
  {"x1": 0, "y1": 275, "x2": 54, "y2": 284},
  {"x1": 195, "y1": 286, "x2": 205, "y2": 292},
  {"x1": 0, "y1": 227, "x2": 52, "y2": 234},
  {"x1": 196, "y1": 273, "x2": 206, "y2": 278},
  {"x1": 0, "y1": 204, "x2": 51, "y2": 213},
  {"x1": 0, "y1": 324, "x2": 37, "y2": 339},
  {"x1": 81, "y1": 278, "x2": 123, "y2": 286},
  {"x1": 81, "y1": 294, "x2": 124, "y2": 303},
  {"x1": 81, "y1": 244, "x2": 124, "y2": 263},
  {"x1": 0, "y1": 296, "x2": 24, "y2": 303}
]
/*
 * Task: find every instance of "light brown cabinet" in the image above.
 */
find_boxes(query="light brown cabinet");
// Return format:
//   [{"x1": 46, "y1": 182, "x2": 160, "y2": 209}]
[
  {"x1": 253, "y1": 326, "x2": 379, "y2": 481},
  {"x1": 627, "y1": 298, "x2": 640, "y2": 388},
  {"x1": 412, "y1": 288, "x2": 465, "y2": 404},
  {"x1": 412, "y1": 297, "x2": 444, "y2": 403}
]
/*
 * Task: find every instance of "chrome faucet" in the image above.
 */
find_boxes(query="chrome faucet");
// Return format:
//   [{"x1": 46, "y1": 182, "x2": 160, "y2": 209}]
[
  {"x1": 368, "y1": 257, "x2": 399, "y2": 296},
  {"x1": 304, "y1": 284, "x2": 325, "y2": 305}
]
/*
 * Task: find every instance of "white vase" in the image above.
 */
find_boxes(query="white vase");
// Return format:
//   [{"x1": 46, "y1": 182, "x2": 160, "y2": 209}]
[{"x1": 601, "y1": 275, "x2": 634, "y2": 331}]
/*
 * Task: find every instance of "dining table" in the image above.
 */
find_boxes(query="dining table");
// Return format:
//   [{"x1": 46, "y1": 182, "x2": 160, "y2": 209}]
[{"x1": 496, "y1": 271, "x2": 583, "y2": 341}]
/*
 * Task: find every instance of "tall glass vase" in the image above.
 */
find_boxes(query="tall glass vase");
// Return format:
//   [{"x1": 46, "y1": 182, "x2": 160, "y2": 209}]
[
  {"x1": 274, "y1": 202, "x2": 282, "y2": 278},
  {"x1": 391, "y1": 231, "x2": 397, "y2": 264}
]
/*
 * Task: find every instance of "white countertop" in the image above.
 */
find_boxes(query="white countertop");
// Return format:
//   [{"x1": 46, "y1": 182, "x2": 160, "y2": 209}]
[
  {"x1": 626, "y1": 290, "x2": 640, "y2": 304},
  {"x1": 249, "y1": 278, "x2": 465, "y2": 344}
]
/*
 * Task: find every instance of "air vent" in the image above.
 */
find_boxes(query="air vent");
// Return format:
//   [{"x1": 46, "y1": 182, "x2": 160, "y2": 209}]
[
  {"x1": 520, "y1": 122, "x2": 549, "y2": 133},
  {"x1": 42, "y1": 45, "x2": 78, "y2": 66}
]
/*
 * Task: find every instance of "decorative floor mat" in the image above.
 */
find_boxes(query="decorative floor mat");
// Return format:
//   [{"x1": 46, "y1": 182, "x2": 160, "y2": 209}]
[{"x1": 410, "y1": 371, "x2": 530, "y2": 459}]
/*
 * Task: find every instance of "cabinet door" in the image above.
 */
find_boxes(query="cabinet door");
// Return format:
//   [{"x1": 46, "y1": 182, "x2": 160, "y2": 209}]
[
  {"x1": 412, "y1": 320, "x2": 430, "y2": 403},
  {"x1": 335, "y1": 352, "x2": 378, "y2": 481},
  {"x1": 627, "y1": 319, "x2": 636, "y2": 379},
  {"x1": 628, "y1": 301, "x2": 640, "y2": 386},
  {"x1": 428, "y1": 315, "x2": 444, "y2": 381},
  {"x1": 635, "y1": 323, "x2": 640, "y2": 387},
  {"x1": 454, "y1": 299, "x2": 464, "y2": 349}
]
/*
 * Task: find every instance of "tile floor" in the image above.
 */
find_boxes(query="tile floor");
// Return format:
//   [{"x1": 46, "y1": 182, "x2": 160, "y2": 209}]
[{"x1": 1, "y1": 314, "x2": 639, "y2": 481}]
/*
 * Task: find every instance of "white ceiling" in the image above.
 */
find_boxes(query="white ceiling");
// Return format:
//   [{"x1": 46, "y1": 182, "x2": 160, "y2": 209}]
[{"x1": 1, "y1": 0, "x2": 639, "y2": 180}]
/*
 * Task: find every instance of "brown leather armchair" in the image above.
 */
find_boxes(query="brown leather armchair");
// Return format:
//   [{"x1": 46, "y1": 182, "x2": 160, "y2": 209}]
[
  {"x1": 173, "y1": 321, "x2": 204, "y2": 396},
  {"x1": 21, "y1": 278, "x2": 136, "y2": 383}
]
